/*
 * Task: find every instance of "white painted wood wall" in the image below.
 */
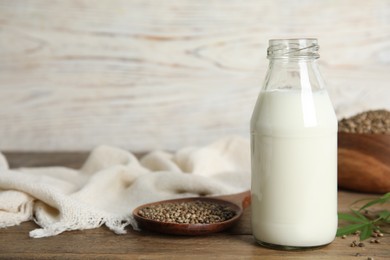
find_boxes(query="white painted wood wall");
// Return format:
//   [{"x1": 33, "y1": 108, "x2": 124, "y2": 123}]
[{"x1": 0, "y1": 0, "x2": 389, "y2": 151}]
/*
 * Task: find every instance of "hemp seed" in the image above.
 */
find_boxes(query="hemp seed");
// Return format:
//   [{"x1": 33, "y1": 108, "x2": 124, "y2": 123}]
[
  {"x1": 138, "y1": 200, "x2": 235, "y2": 224},
  {"x1": 338, "y1": 110, "x2": 390, "y2": 134}
]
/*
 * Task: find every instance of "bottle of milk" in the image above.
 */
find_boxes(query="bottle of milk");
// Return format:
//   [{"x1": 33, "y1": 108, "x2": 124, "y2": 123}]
[{"x1": 250, "y1": 39, "x2": 338, "y2": 249}]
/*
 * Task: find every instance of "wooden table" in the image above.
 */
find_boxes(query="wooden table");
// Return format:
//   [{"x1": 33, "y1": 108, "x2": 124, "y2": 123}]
[{"x1": 0, "y1": 153, "x2": 388, "y2": 259}]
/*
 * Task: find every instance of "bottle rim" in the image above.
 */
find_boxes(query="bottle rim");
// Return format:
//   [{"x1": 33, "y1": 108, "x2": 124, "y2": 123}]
[{"x1": 267, "y1": 38, "x2": 320, "y2": 59}]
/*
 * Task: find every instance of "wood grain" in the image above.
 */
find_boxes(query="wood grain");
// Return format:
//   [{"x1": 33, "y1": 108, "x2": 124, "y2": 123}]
[
  {"x1": 338, "y1": 133, "x2": 390, "y2": 193},
  {"x1": 0, "y1": 0, "x2": 389, "y2": 151},
  {"x1": 1, "y1": 222, "x2": 389, "y2": 260},
  {"x1": 0, "y1": 153, "x2": 388, "y2": 259}
]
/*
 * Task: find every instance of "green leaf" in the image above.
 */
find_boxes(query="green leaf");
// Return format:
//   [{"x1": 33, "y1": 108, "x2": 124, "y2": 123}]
[
  {"x1": 338, "y1": 193, "x2": 390, "y2": 240},
  {"x1": 352, "y1": 210, "x2": 369, "y2": 221},
  {"x1": 360, "y1": 224, "x2": 373, "y2": 241},
  {"x1": 338, "y1": 213, "x2": 369, "y2": 224},
  {"x1": 336, "y1": 223, "x2": 367, "y2": 237},
  {"x1": 359, "y1": 192, "x2": 390, "y2": 211},
  {"x1": 378, "y1": 210, "x2": 390, "y2": 222}
]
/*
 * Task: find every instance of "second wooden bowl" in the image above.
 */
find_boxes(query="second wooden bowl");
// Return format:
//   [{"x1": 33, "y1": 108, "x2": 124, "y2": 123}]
[{"x1": 338, "y1": 132, "x2": 390, "y2": 194}]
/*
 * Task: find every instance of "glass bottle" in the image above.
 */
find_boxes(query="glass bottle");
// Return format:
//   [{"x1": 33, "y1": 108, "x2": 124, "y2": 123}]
[{"x1": 250, "y1": 39, "x2": 338, "y2": 249}]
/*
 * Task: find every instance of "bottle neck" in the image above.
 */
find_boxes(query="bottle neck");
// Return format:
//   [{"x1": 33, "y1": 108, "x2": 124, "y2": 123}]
[
  {"x1": 269, "y1": 58, "x2": 318, "y2": 66},
  {"x1": 268, "y1": 58, "x2": 319, "y2": 73},
  {"x1": 263, "y1": 39, "x2": 324, "y2": 92},
  {"x1": 264, "y1": 58, "x2": 325, "y2": 92}
]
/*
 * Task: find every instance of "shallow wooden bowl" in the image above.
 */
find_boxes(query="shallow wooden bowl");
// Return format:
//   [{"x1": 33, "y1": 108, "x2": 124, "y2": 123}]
[
  {"x1": 133, "y1": 191, "x2": 251, "y2": 236},
  {"x1": 338, "y1": 132, "x2": 390, "y2": 194}
]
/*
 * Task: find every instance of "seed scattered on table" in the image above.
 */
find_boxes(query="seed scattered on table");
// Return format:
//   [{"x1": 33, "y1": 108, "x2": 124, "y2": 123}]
[
  {"x1": 350, "y1": 240, "x2": 358, "y2": 247},
  {"x1": 338, "y1": 109, "x2": 390, "y2": 134},
  {"x1": 138, "y1": 200, "x2": 235, "y2": 224}
]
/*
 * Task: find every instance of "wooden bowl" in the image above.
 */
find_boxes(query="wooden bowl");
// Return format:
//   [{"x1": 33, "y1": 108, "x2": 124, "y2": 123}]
[
  {"x1": 133, "y1": 191, "x2": 251, "y2": 236},
  {"x1": 338, "y1": 132, "x2": 390, "y2": 194}
]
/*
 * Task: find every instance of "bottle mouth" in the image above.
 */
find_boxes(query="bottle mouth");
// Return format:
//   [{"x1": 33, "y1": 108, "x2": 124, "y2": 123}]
[{"x1": 267, "y1": 38, "x2": 319, "y2": 59}]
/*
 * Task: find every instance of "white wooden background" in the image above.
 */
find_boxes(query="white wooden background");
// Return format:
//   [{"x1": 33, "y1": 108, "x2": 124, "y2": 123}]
[{"x1": 0, "y1": 0, "x2": 389, "y2": 152}]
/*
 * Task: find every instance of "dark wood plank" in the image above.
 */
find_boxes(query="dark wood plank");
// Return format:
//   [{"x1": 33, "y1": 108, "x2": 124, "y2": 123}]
[
  {"x1": 0, "y1": 217, "x2": 388, "y2": 259},
  {"x1": 4, "y1": 152, "x2": 89, "y2": 169}
]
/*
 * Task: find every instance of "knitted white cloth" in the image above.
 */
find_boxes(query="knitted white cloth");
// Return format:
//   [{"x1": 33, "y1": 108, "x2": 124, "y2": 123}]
[{"x1": 0, "y1": 137, "x2": 250, "y2": 238}]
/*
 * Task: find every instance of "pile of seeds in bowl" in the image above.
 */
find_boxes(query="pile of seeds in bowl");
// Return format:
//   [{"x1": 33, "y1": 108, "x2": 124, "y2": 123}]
[
  {"x1": 338, "y1": 109, "x2": 390, "y2": 134},
  {"x1": 138, "y1": 200, "x2": 236, "y2": 224}
]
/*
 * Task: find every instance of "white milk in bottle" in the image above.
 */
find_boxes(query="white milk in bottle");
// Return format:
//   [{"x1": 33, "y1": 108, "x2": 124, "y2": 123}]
[{"x1": 250, "y1": 39, "x2": 338, "y2": 249}]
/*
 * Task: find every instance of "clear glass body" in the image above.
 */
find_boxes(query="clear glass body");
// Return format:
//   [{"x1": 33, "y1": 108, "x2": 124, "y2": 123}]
[{"x1": 250, "y1": 39, "x2": 338, "y2": 249}]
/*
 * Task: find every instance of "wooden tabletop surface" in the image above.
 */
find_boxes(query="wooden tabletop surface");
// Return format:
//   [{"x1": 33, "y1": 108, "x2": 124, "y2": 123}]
[{"x1": 0, "y1": 152, "x2": 389, "y2": 259}]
